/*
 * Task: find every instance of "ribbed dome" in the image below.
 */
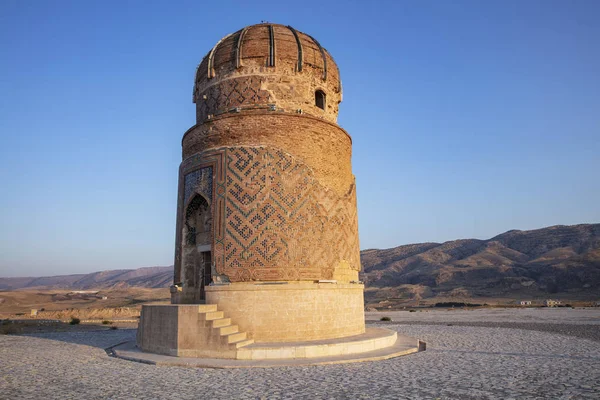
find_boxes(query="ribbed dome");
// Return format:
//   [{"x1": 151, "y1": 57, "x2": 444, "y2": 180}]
[{"x1": 192, "y1": 23, "x2": 342, "y2": 123}]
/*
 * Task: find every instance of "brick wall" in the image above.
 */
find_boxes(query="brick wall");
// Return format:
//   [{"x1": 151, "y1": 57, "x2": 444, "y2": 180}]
[
  {"x1": 193, "y1": 24, "x2": 342, "y2": 123},
  {"x1": 177, "y1": 145, "x2": 360, "y2": 283},
  {"x1": 182, "y1": 112, "x2": 353, "y2": 196}
]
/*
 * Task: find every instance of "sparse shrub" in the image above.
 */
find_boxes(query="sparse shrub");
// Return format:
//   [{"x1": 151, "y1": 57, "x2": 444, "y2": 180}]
[
  {"x1": 409, "y1": 309, "x2": 417, "y2": 312},
  {"x1": 69, "y1": 317, "x2": 80, "y2": 325},
  {"x1": 1, "y1": 325, "x2": 17, "y2": 335},
  {"x1": 109, "y1": 326, "x2": 118, "y2": 330},
  {"x1": 1, "y1": 320, "x2": 16, "y2": 334},
  {"x1": 380, "y1": 316, "x2": 392, "y2": 321},
  {"x1": 435, "y1": 302, "x2": 482, "y2": 308},
  {"x1": 102, "y1": 320, "x2": 112, "y2": 325}
]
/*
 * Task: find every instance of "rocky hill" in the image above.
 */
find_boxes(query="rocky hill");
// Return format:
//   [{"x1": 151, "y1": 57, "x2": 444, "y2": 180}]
[{"x1": 361, "y1": 224, "x2": 600, "y2": 305}]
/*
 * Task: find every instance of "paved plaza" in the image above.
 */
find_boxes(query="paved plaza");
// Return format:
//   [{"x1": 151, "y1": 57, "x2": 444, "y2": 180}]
[{"x1": 2, "y1": 309, "x2": 600, "y2": 399}]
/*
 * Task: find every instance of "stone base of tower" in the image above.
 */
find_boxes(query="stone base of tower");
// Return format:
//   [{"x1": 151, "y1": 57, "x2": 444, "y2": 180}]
[
  {"x1": 120, "y1": 326, "x2": 423, "y2": 367},
  {"x1": 132, "y1": 282, "x2": 425, "y2": 366},
  {"x1": 205, "y1": 282, "x2": 365, "y2": 342}
]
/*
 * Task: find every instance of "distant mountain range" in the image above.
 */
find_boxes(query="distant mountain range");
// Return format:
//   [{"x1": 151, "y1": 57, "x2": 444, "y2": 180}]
[
  {"x1": 2, "y1": 224, "x2": 599, "y2": 303},
  {"x1": 361, "y1": 223, "x2": 600, "y2": 304},
  {"x1": 0, "y1": 267, "x2": 172, "y2": 291}
]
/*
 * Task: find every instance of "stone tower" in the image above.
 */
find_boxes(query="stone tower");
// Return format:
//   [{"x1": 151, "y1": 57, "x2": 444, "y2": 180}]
[
  {"x1": 170, "y1": 23, "x2": 365, "y2": 342},
  {"x1": 136, "y1": 24, "x2": 400, "y2": 361}
]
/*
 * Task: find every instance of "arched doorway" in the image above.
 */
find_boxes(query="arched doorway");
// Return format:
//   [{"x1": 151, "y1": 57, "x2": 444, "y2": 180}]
[{"x1": 182, "y1": 194, "x2": 212, "y2": 302}]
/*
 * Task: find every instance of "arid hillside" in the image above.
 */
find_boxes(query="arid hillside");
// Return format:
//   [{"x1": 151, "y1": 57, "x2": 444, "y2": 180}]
[
  {"x1": 361, "y1": 224, "x2": 600, "y2": 306},
  {"x1": 0, "y1": 267, "x2": 172, "y2": 290}
]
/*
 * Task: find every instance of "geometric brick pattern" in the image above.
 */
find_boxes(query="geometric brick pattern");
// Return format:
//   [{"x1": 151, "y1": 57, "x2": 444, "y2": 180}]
[
  {"x1": 175, "y1": 151, "x2": 225, "y2": 285},
  {"x1": 196, "y1": 76, "x2": 271, "y2": 122},
  {"x1": 176, "y1": 145, "x2": 360, "y2": 283},
  {"x1": 221, "y1": 146, "x2": 360, "y2": 281},
  {"x1": 184, "y1": 167, "x2": 213, "y2": 206}
]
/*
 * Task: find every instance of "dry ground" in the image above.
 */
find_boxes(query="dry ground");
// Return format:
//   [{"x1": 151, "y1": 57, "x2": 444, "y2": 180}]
[
  {"x1": 1, "y1": 308, "x2": 599, "y2": 399},
  {"x1": 0, "y1": 288, "x2": 169, "y2": 318}
]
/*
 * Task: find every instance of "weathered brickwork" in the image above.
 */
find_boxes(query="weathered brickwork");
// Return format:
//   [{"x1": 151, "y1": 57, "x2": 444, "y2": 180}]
[
  {"x1": 194, "y1": 24, "x2": 342, "y2": 124},
  {"x1": 183, "y1": 167, "x2": 212, "y2": 206},
  {"x1": 177, "y1": 145, "x2": 360, "y2": 283},
  {"x1": 196, "y1": 76, "x2": 271, "y2": 122},
  {"x1": 182, "y1": 112, "x2": 353, "y2": 196},
  {"x1": 174, "y1": 151, "x2": 225, "y2": 286}
]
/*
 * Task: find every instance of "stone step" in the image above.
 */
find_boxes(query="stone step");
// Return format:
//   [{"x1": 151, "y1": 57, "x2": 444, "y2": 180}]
[
  {"x1": 224, "y1": 331, "x2": 247, "y2": 344},
  {"x1": 236, "y1": 328, "x2": 399, "y2": 360},
  {"x1": 197, "y1": 304, "x2": 218, "y2": 313},
  {"x1": 204, "y1": 311, "x2": 224, "y2": 320},
  {"x1": 234, "y1": 339, "x2": 254, "y2": 349},
  {"x1": 114, "y1": 328, "x2": 420, "y2": 366},
  {"x1": 211, "y1": 318, "x2": 231, "y2": 328},
  {"x1": 218, "y1": 325, "x2": 239, "y2": 336}
]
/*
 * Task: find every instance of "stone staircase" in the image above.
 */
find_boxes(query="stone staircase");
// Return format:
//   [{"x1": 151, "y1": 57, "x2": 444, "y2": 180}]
[{"x1": 198, "y1": 304, "x2": 254, "y2": 350}]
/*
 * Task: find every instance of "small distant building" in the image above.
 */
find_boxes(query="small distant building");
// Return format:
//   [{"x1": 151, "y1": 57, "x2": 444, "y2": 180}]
[
  {"x1": 520, "y1": 301, "x2": 532, "y2": 306},
  {"x1": 30, "y1": 309, "x2": 38, "y2": 316},
  {"x1": 101, "y1": 296, "x2": 108, "y2": 300},
  {"x1": 545, "y1": 299, "x2": 561, "y2": 307}
]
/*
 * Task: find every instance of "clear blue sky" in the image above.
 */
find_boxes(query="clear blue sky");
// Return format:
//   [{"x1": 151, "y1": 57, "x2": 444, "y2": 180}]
[{"x1": 1, "y1": 1, "x2": 599, "y2": 277}]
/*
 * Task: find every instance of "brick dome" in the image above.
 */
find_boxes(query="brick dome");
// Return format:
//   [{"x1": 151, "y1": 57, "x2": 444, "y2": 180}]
[{"x1": 192, "y1": 23, "x2": 342, "y2": 123}]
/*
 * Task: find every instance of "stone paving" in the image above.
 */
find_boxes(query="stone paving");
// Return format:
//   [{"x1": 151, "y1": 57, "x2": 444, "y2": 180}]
[{"x1": 1, "y1": 320, "x2": 600, "y2": 399}]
